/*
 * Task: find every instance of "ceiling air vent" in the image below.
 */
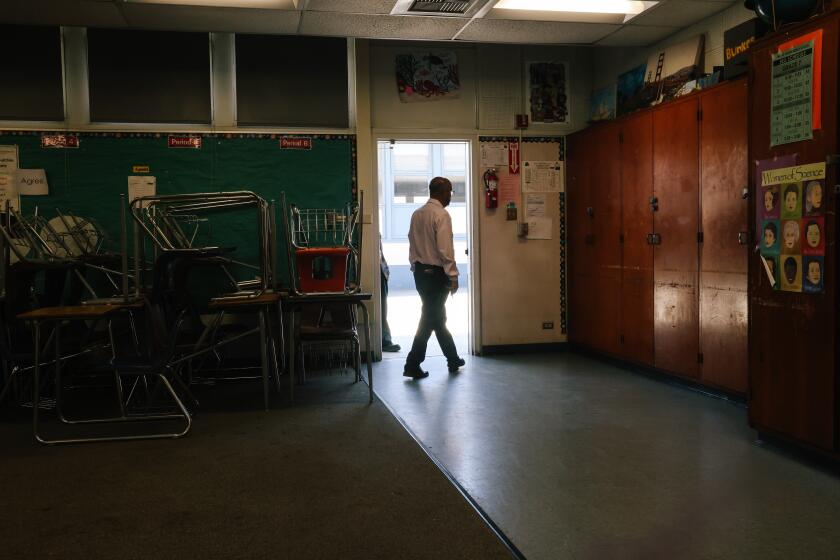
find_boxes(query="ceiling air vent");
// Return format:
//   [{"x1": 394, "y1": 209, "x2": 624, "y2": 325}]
[
  {"x1": 391, "y1": 0, "x2": 484, "y2": 16},
  {"x1": 409, "y1": 0, "x2": 471, "y2": 14}
]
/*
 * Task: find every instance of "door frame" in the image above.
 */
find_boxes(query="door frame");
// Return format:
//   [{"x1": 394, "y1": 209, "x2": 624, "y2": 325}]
[{"x1": 372, "y1": 133, "x2": 481, "y2": 356}]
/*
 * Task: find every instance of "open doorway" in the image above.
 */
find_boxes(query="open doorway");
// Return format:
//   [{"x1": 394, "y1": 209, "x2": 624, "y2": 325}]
[{"x1": 377, "y1": 140, "x2": 471, "y2": 360}]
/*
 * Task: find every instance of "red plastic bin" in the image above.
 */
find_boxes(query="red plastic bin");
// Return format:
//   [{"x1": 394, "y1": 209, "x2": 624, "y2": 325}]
[{"x1": 295, "y1": 246, "x2": 350, "y2": 292}]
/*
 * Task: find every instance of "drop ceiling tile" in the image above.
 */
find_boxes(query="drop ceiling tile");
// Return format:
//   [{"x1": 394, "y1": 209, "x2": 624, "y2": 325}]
[
  {"x1": 0, "y1": 0, "x2": 128, "y2": 28},
  {"x1": 299, "y1": 12, "x2": 468, "y2": 39},
  {"x1": 457, "y1": 19, "x2": 620, "y2": 45},
  {"x1": 629, "y1": 0, "x2": 734, "y2": 28},
  {"x1": 304, "y1": 0, "x2": 397, "y2": 14},
  {"x1": 121, "y1": 4, "x2": 301, "y2": 33},
  {"x1": 596, "y1": 24, "x2": 679, "y2": 47}
]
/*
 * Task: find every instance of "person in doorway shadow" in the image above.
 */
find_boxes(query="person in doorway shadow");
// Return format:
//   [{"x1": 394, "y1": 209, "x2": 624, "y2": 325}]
[
  {"x1": 403, "y1": 177, "x2": 465, "y2": 379},
  {"x1": 380, "y1": 236, "x2": 400, "y2": 353}
]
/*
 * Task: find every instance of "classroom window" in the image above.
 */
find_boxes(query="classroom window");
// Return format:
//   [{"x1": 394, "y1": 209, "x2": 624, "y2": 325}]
[
  {"x1": 87, "y1": 28, "x2": 211, "y2": 123},
  {"x1": 0, "y1": 25, "x2": 64, "y2": 121},
  {"x1": 235, "y1": 35, "x2": 349, "y2": 127}
]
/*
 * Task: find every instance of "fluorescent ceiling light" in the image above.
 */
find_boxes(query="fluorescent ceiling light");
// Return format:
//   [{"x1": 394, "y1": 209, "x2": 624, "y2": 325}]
[
  {"x1": 124, "y1": 0, "x2": 298, "y2": 8},
  {"x1": 494, "y1": 0, "x2": 653, "y2": 15}
]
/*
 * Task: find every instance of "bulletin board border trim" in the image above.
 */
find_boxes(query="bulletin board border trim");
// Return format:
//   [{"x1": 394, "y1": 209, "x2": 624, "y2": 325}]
[
  {"x1": 478, "y1": 135, "x2": 563, "y2": 146},
  {"x1": 0, "y1": 130, "x2": 356, "y2": 140}
]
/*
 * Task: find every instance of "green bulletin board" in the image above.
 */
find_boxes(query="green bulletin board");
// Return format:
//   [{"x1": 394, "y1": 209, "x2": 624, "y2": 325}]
[{"x1": 0, "y1": 131, "x2": 356, "y2": 287}]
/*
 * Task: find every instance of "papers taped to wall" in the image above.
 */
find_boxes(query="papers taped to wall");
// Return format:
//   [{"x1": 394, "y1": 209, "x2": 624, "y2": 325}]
[
  {"x1": 0, "y1": 174, "x2": 20, "y2": 210},
  {"x1": 0, "y1": 145, "x2": 18, "y2": 173},
  {"x1": 128, "y1": 175, "x2": 156, "y2": 208},
  {"x1": 523, "y1": 160, "x2": 564, "y2": 192},
  {"x1": 526, "y1": 217, "x2": 552, "y2": 240}
]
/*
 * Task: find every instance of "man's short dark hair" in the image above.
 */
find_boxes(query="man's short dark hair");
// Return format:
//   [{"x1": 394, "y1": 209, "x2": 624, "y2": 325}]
[
  {"x1": 765, "y1": 222, "x2": 777, "y2": 236},
  {"x1": 429, "y1": 177, "x2": 452, "y2": 197},
  {"x1": 784, "y1": 184, "x2": 798, "y2": 198}
]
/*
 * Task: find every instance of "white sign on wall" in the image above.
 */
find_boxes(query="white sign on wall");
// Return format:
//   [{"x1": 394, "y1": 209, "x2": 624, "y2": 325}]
[
  {"x1": 16, "y1": 169, "x2": 49, "y2": 195},
  {"x1": 0, "y1": 145, "x2": 19, "y2": 174}
]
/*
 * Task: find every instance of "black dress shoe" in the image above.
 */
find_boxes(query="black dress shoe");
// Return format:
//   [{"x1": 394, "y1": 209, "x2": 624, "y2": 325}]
[
  {"x1": 403, "y1": 366, "x2": 429, "y2": 379},
  {"x1": 382, "y1": 342, "x2": 401, "y2": 352},
  {"x1": 448, "y1": 357, "x2": 466, "y2": 373}
]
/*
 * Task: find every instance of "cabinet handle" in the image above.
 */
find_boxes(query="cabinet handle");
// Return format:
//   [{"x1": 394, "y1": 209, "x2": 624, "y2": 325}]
[
  {"x1": 738, "y1": 231, "x2": 749, "y2": 245},
  {"x1": 646, "y1": 233, "x2": 661, "y2": 245}
]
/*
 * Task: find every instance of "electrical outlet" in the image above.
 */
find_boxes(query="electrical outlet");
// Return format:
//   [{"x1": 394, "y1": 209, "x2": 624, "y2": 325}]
[{"x1": 542, "y1": 322, "x2": 554, "y2": 330}]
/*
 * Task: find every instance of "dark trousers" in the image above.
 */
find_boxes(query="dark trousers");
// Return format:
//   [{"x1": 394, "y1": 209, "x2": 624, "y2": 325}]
[
  {"x1": 381, "y1": 271, "x2": 393, "y2": 345},
  {"x1": 406, "y1": 264, "x2": 458, "y2": 367}
]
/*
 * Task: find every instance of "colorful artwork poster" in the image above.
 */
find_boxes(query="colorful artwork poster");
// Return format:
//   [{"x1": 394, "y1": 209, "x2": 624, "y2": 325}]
[
  {"x1": 803, "y1": 256, "x2": 825, "y2": 294},
  {"x1": 528, "y1": 62, "x2": 568, "y2": 123},
  {"x1": 396, "y1": 52, "x2": 460, "y2": 103},
  {"x1": 780, "y1": 255, "x2": 802, "y2": 292},
  {"x1": 616, "y1": 64, "x2": 647, "y2": 116},
  {"x1": 589, "y1": 84, "x2": 616, "y2": 122},
  {"x1": 760, "y1": 160, "x2": 827, "y2": 294}
]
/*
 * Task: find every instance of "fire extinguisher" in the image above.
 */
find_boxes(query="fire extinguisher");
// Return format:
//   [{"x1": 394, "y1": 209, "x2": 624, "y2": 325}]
[{"x1": 484, "y1": 168, "x2": 499, "y2": 209}]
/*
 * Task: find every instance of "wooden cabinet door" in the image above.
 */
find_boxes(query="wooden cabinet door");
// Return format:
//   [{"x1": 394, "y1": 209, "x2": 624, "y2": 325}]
[
  {"x1": 748, "y1": 15, "x2": 839, "y2": 451},
  {"x1": 619, "y1": 112, "x2": 654, "y2": 366},
  {"x1": 699, "y1": 80, "x2": 749, "y2": 394},
  {"x1": 653, "y1": 98, "x2": 700, "y2": 379},
  {"x1": 590, "y1": 122, "x2": 623, "y2": 356},
  {"x1": 566, "y1": 129, "x2": 595, "y2": 349}
]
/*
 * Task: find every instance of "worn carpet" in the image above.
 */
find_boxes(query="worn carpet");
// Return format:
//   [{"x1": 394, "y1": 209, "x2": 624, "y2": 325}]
[{"x1": 0, "y1": 374, "x2": 512, "y2": 560}]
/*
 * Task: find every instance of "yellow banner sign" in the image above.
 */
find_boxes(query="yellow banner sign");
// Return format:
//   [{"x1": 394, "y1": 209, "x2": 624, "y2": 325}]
[{"x1": 761, "y1": 162, "x2": 825, "y2": 187}]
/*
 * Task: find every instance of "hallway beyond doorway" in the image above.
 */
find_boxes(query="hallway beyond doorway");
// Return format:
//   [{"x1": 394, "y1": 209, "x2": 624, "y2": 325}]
[{"x1": 378, "y1": 139, "x2": 473, "y2": 361}]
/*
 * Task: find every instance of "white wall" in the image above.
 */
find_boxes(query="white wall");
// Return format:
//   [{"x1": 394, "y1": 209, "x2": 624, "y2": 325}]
[
  {"x1": 363, "y1": 40, "x2": 589, "y2": 349},
  {"x1": 370, "y1": 40, "x2": 594, "y2": 133},
  {"x1": 592, "y1": 3, "x2": 755, "y2": 90}
]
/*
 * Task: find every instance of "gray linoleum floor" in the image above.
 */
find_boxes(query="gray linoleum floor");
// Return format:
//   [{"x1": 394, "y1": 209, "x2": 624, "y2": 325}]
[{"x1": 373, "y1": 350, "x2": 840, "y2": 560}]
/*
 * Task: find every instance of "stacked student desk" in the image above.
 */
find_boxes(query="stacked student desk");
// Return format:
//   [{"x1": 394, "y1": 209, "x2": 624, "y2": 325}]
[
  {"x1": 205, "y1": 291, "x2": 285, "y2": 410},
  {"x1": 17, "y1": 292, "x2": 375, "y2": 444},
  {"x1": 18, "y1": 301, "x2": 146, "y2": 444},
  {"x1": 282, "y1": 292, "x2": 374, "y2": 404}
]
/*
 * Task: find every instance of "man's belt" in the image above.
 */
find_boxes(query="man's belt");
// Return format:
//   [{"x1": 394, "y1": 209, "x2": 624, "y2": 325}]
[{"x1": 414, "y1": 262, "x2": 444, "y2": 272}]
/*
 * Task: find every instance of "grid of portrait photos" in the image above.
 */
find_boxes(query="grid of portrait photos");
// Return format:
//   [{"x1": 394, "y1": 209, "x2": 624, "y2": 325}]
[{"x1": 760, "y1": 171, "x2": 825, "y2": 294}]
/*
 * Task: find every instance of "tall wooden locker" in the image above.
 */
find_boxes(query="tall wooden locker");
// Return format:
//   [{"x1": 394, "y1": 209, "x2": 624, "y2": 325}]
[
  {"x1": 590, "y1": 123, "x2": 623, "y2": 356},
  {"x1": 619, "y1": 113, "x2": 654, "y2": 366},
  {"x1": 567, "y1": 126, "x2": 596, "y2": 350},
  {"x1": 748, "y1": 12, "x2": 840, "y2": 454},
  {"x1": 699, "y1": 80, "x2": 749, "y2": 393},
  {"x1": 652, "y1": 97, "x2": 700, "y2": 379}
]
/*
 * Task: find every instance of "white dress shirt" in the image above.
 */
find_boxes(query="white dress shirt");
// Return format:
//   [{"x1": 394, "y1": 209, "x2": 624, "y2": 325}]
[{"x1": 408, "y1": 198, "x2": 459, "y2": 279}]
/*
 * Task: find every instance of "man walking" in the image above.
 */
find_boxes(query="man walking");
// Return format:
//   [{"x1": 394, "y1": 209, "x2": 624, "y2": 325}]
[{"x1": 403, "y1": 177, "x2": 465, "y2": 378}]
